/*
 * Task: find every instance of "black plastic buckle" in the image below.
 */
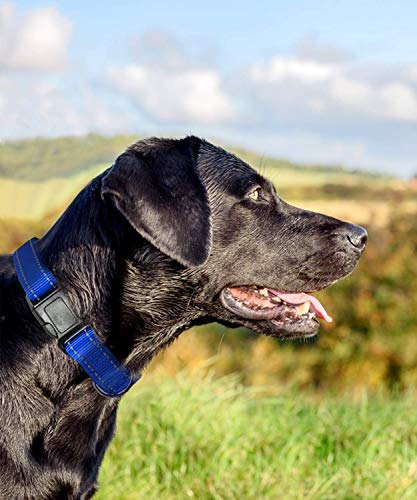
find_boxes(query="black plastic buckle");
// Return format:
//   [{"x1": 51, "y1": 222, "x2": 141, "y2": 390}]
[{"x1": 26, "y1": 289, "x2": 84, "y2": 350}]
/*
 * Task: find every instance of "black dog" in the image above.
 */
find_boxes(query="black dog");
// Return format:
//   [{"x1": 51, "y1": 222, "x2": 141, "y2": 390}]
[{"x1": 0, "y1": 137, "x2": 367, "y2": 499}]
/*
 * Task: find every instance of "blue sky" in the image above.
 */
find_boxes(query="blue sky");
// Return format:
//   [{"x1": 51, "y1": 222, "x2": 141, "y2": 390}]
[{"x1": 2, "y1": 1, "x2": 417, "y2": 176}]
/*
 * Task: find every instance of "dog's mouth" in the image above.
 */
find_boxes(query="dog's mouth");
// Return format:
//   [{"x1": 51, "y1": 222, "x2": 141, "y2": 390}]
[{"x1": 220, "y1": 285, "x2": 332, "y2": 339}]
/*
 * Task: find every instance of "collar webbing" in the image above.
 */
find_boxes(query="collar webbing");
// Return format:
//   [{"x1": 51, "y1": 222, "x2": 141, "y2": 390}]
[{"x1": 13, "y1": 238, "x2": 139, "y2": 398}]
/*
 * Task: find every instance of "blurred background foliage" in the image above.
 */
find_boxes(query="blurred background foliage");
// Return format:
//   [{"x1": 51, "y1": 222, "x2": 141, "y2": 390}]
[{"x1": 1, "y1": 135, "x2": 416, "y2": 395}]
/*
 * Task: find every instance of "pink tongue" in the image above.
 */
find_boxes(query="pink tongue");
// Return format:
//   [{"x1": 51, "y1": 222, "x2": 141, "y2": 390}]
[{"x1": 272, "y1": 292, "x2": 333, "y2": 322}]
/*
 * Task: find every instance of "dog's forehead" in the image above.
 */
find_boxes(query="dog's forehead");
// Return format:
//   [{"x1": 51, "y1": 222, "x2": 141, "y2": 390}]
[{"x1": 197, "y1": 142, "x2": 263, "y2": 194}]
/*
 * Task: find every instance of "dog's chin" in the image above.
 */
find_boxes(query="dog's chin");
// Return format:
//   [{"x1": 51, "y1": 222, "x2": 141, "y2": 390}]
[
  {"x1": 232, "y1": 315, "x2": 320, "y2": 340},
  {"x1": 219, "y1": 285, "x2": 331, "y2": 340}
]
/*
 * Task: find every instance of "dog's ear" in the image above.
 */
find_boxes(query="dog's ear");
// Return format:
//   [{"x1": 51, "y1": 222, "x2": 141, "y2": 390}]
[{"x1": 101, "y1": 136, "x2": 211, "y2": 267}]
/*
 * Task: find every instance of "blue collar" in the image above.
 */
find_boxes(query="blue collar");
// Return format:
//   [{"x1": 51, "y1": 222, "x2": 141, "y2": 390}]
[{"x1": 13, "y1": 238, "x2": 140, "y2": 398}]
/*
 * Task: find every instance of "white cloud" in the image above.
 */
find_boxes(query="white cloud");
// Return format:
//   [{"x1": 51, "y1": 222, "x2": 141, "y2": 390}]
[
  {"x1": 246, "y1": 56, "x2": 417, "y2": 124},
  {"x1": 0, "y1": 4, "x2": 122, "y2": 140},
  {"x1": 0, "y1": 77, "x2": 133, "y2": 140},
  {"x1": 295, "y1": 35, "x2": 352, "y2": 63},
  {"x1": 405, "y1": 64, "x2": 417, "y2": 83},
  {"x1": 330, "y1": 77, "x2": 417, "y2": 123},
  {"x1": 105, "y1": 31, "x2": 235, "y2": 125},
  {"x1": 0, "y1": 2, "x2": 72, "y2": 72},
  {"x1": 1, "y1": 20, "x2": 417, "y2": 176},
  {"x1": 249, "y1": 57, "x2": 337, "y2": 85},
  {"x1": 107, "y1": 64, "x2": 235, "y2": 125}
]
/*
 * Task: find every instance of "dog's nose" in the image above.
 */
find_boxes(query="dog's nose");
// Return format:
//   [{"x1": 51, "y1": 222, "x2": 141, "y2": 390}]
[{"x1": 344, "y1": 224, "x2": 368, "y2": 251}]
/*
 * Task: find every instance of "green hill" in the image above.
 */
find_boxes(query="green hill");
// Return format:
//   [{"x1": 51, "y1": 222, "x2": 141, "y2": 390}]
[
  {"x1": 0, "y1": 134, "x2": 408, "y2": 221},
  {"x1": 0, "y1": 134, "x2": 137, "y2": 181},
  {"x1": 0, "y1": 133, "x2": 388, "y2": 182}
]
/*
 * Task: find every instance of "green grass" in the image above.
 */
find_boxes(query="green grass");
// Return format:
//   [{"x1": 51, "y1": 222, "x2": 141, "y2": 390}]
[
  {"x1": 96, "y1": 374, "x2": 417, "y2": 499},
  {"x1": 0, "y1": 164, "x2": 105, "y2": 219}
]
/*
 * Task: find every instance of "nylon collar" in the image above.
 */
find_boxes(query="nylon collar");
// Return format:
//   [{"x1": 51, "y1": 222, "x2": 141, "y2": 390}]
[{"x1": 13, "y1": 238, "x2": 139, "y2": 398}]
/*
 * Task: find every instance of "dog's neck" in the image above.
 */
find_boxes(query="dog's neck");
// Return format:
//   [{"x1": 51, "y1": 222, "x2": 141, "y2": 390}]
[
  {"x1": 0, "y1": 179, "x2": 204, "y2": 498},
  {"x1": 39, "y1": 178, "x2": 204, "y2": 370}
]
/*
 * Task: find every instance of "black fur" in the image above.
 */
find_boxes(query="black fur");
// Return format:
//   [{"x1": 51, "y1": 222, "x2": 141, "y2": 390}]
[{"x1": 0, "y1": 136, "x2": 366, "y2": 499}]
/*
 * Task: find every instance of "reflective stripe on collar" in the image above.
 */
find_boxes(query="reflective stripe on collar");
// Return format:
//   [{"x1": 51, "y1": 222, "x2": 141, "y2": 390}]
[{"x1": 13, "y1": 238, "x2": 139, "y2": 398}]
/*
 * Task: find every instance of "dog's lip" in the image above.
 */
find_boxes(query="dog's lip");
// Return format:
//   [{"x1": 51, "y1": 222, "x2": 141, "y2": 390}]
[
  {"x1": 219, "y1": 287, "x2": 321, "y2": 339},
  {"x1": 220, "y1": 285, "x2": 332, "y2": 323},
  {"x1": 220, "y1": 287, "x2": 282, "y2": 320}
]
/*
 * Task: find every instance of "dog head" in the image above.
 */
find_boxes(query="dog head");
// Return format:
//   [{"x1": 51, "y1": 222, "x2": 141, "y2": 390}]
[{"x1": 100, "y1": 136, "x2": 367, "y2": 341}]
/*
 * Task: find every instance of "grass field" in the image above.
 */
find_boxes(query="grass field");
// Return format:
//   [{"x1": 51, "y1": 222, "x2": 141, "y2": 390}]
[
  {"x1": 96, "y1": 373, "x2": 417, "y2": 499},
  {"x1": 2, "y1": 135, "x2": 417, "y2": 498},
  {"x1": 0, "y1": 165, "x2": 105, "y2": 219}
]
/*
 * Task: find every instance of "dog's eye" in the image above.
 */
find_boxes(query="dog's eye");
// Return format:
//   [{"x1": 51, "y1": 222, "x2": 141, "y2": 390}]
[{"x1": 248, "y1": 188, "x2": 262, "y2": 201}]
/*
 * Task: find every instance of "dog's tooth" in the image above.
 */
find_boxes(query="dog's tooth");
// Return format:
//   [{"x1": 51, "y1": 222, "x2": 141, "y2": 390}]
[
  {"x1": 295, "y1": 302, "x2": 310, "y2": 315},
  {"x1": 259, "y1": 288, "x2": 269, "y2": 297},
  {"x1": 271, "y1": 296, "x2": 281, "y2": 303},
  {"x1": 308, "y1": 312, "x2": 315, "y2": 319}
]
